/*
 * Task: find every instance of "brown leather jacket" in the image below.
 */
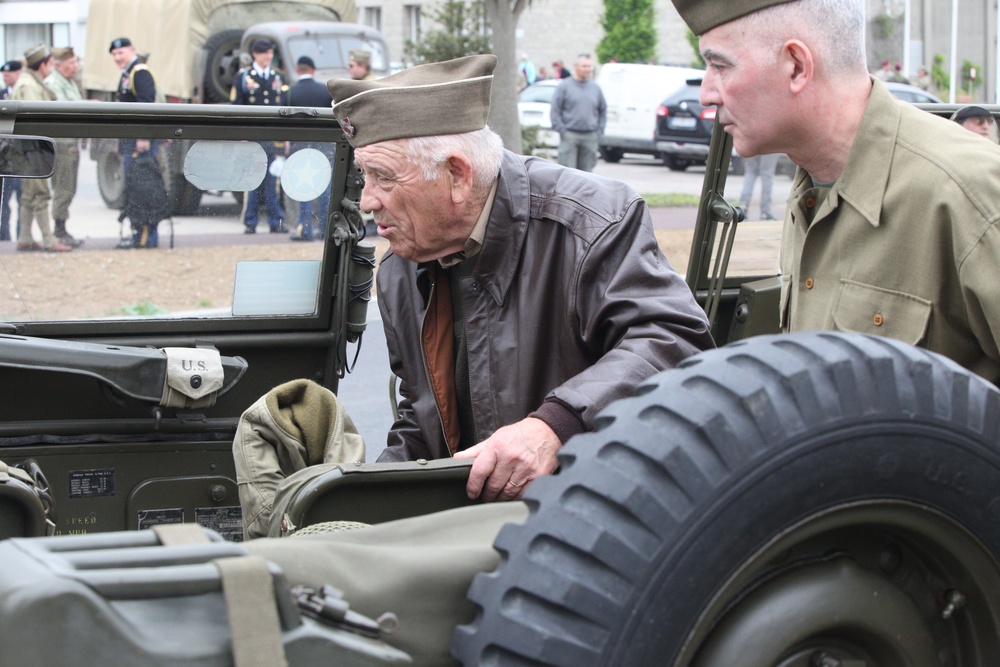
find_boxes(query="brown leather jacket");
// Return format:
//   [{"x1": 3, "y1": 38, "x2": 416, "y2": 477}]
[{"x1": 376, "y1": 150, "x2": 714, "y2": 462}]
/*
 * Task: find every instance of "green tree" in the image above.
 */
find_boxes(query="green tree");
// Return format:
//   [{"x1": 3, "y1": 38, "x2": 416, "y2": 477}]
[
  {"x1": 404, "y1": 0, "x2": 491, "y2": 64},
  {"x1": 596, "y1": 0, "x2": 656, "y2": 64},
  {"x1": 931, "y1": 54, "x2": 950, "y2": 95}
]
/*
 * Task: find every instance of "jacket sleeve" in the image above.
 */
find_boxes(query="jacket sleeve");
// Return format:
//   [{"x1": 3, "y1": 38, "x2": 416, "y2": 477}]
[
  {"x1": 549, "y1": 84, "x2": 565, "y2": 134},
  {"x1": 132, "y1": 69, "x2": 156, "y2": 103},
  {"x1": 547, "y1": 197, "x2": 715, "y2": 428}
]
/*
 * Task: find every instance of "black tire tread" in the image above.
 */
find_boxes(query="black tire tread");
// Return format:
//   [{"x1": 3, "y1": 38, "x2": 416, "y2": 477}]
[{"x1": 451, "y1": 332, "x2": 1000, "y2": 665}]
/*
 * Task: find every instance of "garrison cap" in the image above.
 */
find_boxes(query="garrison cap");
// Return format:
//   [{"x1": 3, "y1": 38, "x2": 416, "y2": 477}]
[
  {"x1": 296, "y1": 55, "x2": 316, "y2": 69},
  {"x1": 0, "y1": 60, "x2": 21, "y2": 73},
  {"x1": 23, "y1": 44, "x2": 49, "y2": 68},
  {"x1": 251, "y1": 39, "x2": 274, "y2": 54},
  {"x1": 109, "y1": 36, "x2": 132, "y2": 52},
  {"x1": 329, "y1": 54, "x2": 496, "y2": 148},
  {"x1": 672, "y1": 0, "x2": 797, "y2": 35},
  {"x1": 349, "y1": 49, "x2": 371, "y2": 66},
  {"x1": 51, "y1": 46, "x2": 74, "y2": 61}
]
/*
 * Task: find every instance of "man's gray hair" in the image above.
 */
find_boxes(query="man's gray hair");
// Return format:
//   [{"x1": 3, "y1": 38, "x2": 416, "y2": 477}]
[
  {"x1": 743, "y1": 0, "x2": 867, "y2": 76},
  {"x1": 404, "y1": 127, "x2": 504, "y2": 192}
]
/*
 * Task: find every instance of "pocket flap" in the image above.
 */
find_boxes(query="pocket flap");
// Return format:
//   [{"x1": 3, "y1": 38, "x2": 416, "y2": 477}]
[{"x1": 833, "y1": 280, "x2": 932, "y2": 345}]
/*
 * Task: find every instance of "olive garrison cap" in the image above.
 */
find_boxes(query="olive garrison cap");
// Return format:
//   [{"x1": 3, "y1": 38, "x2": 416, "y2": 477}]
[
  {"x1": 672, "y1": 0, "x2": 797, "y2": 35},
  {"x1": 349, "y1": 49, "x2": 371, "y2": 66},
  {"x1": 23, "y1": 44, "x2": 49, "y2": 68},
  {"x1": 109, "y1": 36, "x2": 132, "y2": 52},
  {"x1": 328, "y1": 54, "x2": 496, "y2": 148}
]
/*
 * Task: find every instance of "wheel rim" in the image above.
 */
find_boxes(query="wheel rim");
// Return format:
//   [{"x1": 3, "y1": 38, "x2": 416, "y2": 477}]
[{"x1": 676, "y1": 501, "x2": 1000, "y2": 666}]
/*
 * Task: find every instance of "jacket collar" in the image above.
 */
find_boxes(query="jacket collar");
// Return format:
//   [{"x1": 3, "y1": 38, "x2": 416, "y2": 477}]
[
  {"x1": 826, "y1": 76, "x2": 901, "y2": 228},
  {"x1": 473, "y1": 150, "x2": 531, "y2": 306}
]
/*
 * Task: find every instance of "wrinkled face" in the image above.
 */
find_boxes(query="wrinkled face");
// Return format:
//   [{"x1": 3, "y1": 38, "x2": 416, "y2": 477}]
[
  {"x1": 111, "y1": 46, "x2": 135, "y2": 70},
  {"x1": 698, "y1": 21, "x2": 783, "y2": 158},
  {"x1": 55, "y1": 56, "x2": 79, "y2": 79},
  {"x1": 355, "y1": 140, "x2": 463, "y2": 262},
  {"x1": 574, "y1": 57, "x2": 594, "y2": 81},
  {"x1": 348, "y1": 59, "x2": 368, "y2": 80},
  {"x1": 253, "y1": 49, "x2": 274, "y2": 69}
]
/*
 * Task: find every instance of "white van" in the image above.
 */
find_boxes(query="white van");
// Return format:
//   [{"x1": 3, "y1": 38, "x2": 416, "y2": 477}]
[{"x1": 597, "y1": 63, "x2": 704, "y2": 162}]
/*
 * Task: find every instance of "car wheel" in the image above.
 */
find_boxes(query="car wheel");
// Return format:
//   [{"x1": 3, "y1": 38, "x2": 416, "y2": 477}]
[
  {"x1": 664, "y1": 155, "x2": 688, "y2": 171},
  {"x1": 452, "y1": 331, "x2": 1000, "y2": 666},
  {"x1": 600, "y1": 147, "x2": 623, "y2": 163},
  {"x1": 96, "y1": 139, "x2": 124, "y2": 209}
]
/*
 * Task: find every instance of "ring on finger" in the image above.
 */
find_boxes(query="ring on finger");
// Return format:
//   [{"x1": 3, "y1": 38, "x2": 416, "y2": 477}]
[{"x1": 506, "y1": 478, "x2": 525, "y2": 488}]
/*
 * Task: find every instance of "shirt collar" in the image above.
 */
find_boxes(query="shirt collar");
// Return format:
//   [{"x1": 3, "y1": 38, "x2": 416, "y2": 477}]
[
  {"x1": 825, "y1": 76, "x2": 900, "y2": 228},
  {"x1": 438, "y1": 179, "x2": 499, "y2": 268},
  {"x1": 252, "y1": 63, "x2": 271, "y2": 78}
]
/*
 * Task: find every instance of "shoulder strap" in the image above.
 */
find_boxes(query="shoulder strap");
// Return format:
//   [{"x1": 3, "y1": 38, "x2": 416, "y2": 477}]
[{"x1": 129, "y1": 63, "x2": 154, "y2": 95}]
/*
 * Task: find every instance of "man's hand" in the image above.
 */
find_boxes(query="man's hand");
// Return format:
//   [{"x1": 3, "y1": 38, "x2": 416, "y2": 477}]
[{"x1": 455, "y1": 417, "x2": 561, "y2": 502}]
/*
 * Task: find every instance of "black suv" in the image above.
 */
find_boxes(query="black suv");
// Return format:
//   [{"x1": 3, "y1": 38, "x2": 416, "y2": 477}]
[{"x1": 654, "y1": 80, "x2": 714, "y2": 171}]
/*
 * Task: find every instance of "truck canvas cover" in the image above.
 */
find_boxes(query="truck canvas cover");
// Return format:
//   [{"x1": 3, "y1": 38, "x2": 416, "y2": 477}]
[{"x1": 82, "y1": 0, "x2": 357, "y2": 100}]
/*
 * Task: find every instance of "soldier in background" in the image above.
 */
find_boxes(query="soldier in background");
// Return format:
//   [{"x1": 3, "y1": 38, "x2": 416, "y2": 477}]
[
  {"x1": 0, "y1": 60, "x2": 23, "y2": 242},
  {"x1": 347, "y1": 49, "x2": 376, "y2": 81},
  {"x1": 44, "y1": 46, "x2": 84, "y2": 247},
  {"x1": 288, "y1": 55, "x2": 334, "y2": 241},
  {"x1": 231, "y1": 39, "x2": 289, "y2": 233},
  {"x1": 12, "y1": 45, "x2": 72, "y2": 252}
]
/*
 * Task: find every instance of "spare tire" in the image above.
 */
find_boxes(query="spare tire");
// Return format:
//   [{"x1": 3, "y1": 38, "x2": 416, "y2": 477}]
[
  {"x1": 202, "y1": 29, "x2": 244, "y2": 104},
  {"x1": 452, "y1": 331, "x2": 1000, "y2": 665}
]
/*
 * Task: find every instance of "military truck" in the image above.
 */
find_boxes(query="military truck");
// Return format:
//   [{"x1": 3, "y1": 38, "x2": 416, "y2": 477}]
[
  {"x1": 0, "y1": 97, "x2": 998, "y2": 664},
  {"x1": 82, "y1": 0, "x2": 388, "y2": 215}
]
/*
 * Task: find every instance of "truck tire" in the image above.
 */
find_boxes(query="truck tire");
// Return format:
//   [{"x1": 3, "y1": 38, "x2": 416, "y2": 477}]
[
  {"x1": 96, "y1": 139, "x2": 124, "y2": 209},
  {"x1": 168, "y1": 171, "x2": 203, "y2": 216},
  {"x1": 452, "y1": 331, "x2": 1000, "y2": 666},
  {"x1": 202, "y1": 29, "x2": 244, "y2": 104}
]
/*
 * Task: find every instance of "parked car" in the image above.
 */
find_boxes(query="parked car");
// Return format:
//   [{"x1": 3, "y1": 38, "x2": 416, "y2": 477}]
[
  {"x1": 885, "y1": 81, "x2": 943, "y2": 103},
  {"x1": 596, "y1": 63, "x2": 703, "y2": 162},
  {"x1": 655, "y1": 80, "x2": 795, "y2": 176},
  {"x1": 518, "y1": 79, "x2": 561, "y2": 151}
]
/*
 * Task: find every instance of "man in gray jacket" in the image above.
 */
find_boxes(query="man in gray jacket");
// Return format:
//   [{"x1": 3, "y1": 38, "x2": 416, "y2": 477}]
[{"x1": 549, "y1": 53, "x2": 607, "y2": 171}]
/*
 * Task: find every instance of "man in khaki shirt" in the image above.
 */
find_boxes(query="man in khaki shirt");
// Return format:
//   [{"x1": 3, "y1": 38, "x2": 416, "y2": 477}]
[
  {"x1": 43, "y1": 46, "x2": 84, "y2": 247},
  {"x1": 676, "y1": 0, "x2": 1000, "y2": 384}
]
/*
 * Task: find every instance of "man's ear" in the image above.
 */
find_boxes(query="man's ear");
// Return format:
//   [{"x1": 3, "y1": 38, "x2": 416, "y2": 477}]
[
  {"x1": 445, "y1": 152, "x2": 476, "y2": 204},
  {"x1": 783, "y1": 39, "x2": 813, "y2": 94}
]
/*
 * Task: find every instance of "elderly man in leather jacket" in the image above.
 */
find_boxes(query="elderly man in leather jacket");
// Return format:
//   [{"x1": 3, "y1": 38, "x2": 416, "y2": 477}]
[{"x1": 333, "y1": 55, "x2": 714, "y2": 501}]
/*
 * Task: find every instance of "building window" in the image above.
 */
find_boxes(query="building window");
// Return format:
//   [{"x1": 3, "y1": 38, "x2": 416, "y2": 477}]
[
  {"x1": 362, "y1": 7, "x2": 382, "y2": 32},
  {"x1": 404, "y1": 5, "x2": 421, "y2": 44},
  {"x1": 3, "y1": 23, "x2": 63, "y2": 62}
]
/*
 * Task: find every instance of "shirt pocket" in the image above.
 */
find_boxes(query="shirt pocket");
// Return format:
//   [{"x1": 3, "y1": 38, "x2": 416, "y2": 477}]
[{"x1": 832, "y1": 279, "x2": 932, "y2": 345}]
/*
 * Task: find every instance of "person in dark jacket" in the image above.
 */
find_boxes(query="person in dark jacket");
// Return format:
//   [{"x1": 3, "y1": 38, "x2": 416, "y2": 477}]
[
  {"x1": 337, "y1": 55, "x2": 713, "y2": 500},
  {"x1": 288, "y1": 55, "x2": 334, "y2": 240}
]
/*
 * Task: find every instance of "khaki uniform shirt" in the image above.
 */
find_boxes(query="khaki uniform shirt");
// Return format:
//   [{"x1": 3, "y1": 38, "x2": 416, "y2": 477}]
[
  {"x1": 11, "y1": 68, "x2": 55, "y2": 102},
  {"x1": 780, "y1": 77, "x2": 1000, "y2": 383},
  {"x1": 43, "y1": 70, "x2": 83, "y2": 102}
]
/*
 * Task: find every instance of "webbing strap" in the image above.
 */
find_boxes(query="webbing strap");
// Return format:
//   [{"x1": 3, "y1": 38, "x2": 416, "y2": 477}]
[
  {"x1": 152, "y1": 523, "x2": 212, "y2": 545},
  {"x1": 214, "y1": 556, "x2": 289, "y2": 667}
]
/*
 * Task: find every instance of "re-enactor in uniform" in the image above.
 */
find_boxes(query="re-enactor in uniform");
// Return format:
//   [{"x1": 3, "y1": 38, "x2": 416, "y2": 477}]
[
  {"x1": 231, "y1": 39, "x2": 289, "y2": 234},
  {"x1": 681, "y1": 0, "x2": 1000, "y2": 385},
  {"x1": 237, "y1": 54, "x2": 713, "y2": 664},
  {"x1": 44, "y1": 46, "x2": 84, "y2": 247}
]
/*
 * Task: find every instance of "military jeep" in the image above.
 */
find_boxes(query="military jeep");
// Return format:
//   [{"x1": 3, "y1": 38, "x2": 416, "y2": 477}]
[{"x1": 0, "y1": 99, "x2": 999, "y2": 666}]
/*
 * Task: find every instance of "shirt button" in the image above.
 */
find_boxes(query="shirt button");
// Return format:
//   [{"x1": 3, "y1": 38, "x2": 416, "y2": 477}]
[
  {"x1": 805, "y1": 277, "x2": 814, "y2": 289},
  {"x1": 805, "y1": 198, "x2": 816, "y2": 208},
  {"x1": 873, "y1": 313, "x2": 884, "y2": 326}
]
